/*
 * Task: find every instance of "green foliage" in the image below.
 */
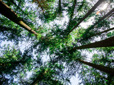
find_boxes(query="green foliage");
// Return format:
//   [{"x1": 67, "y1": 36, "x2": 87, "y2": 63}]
[
  {"x1": 0, "y1": 0, "x2": 114, "y2": 85},
  {"x1": 79, "y1": 48, "x2": 114, "y2": 85}
]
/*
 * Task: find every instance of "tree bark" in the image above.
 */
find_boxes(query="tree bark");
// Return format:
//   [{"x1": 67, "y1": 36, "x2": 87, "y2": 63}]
[
  {"x1": 0, "y1": 0, "x2": 38, "y2": 36},
  {"x1": 58, "y1": 0, "x2": 62, "y2": 14},
  {"x1": 68, "y1": 0, "x2": 105, "y2": 34},
  {"x1": 71, "y1": 36, "x2": 114, "y2": 51},
  {"x1": 78, "y1": 59, "x2": 114, "y2": 76},
  {"x1": 54, "y1": 37, "x2": 114, "y2": 64}
]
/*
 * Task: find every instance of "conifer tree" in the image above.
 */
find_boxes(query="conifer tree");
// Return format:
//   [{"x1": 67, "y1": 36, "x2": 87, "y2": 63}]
[{"x1": 0, "y1": 0, "x2": 113, "y2": 85}]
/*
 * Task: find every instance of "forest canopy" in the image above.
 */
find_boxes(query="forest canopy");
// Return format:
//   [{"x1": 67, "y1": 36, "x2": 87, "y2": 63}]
[{"x1": 0, "y1": 0, "x2": 114, "y2": 85}]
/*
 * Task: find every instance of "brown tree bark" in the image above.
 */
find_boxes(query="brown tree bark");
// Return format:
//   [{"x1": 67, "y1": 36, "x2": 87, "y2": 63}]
[
  {"x1": 72, "y1": 36, "x2": 114, "y2": 50},
  {"x1": 54, "y1": 37, "x2": 114, "y2": 64},
  {"x1": 0, "y1": 0, "x2": 38, "y2": 36},
  {"x1": 78, "y1": 59, "x2": 114, "y2": 76}
]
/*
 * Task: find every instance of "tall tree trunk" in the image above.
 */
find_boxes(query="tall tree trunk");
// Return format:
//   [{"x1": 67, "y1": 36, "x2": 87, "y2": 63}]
[
  {"x1": 9, "y1": 0, "x2": 35, "y2": 27},
  {"x1": 82, "y1": 8, "x2": 114, "y2": 38},
  {"x1": 55, "y1": 37, "x2": 114, "y2": 64},
  {"x1": 70, "y1": 36, "x2": 114, "y2": 51},
  {"x1": 68, "y1": 0, "x2": 105, "y2": 34},
  {"x1": 0, "y1": 0, "x2": 38, "y2": 36},
  {"x1": 58, "y1": 0, "x2": 62, "y2": 14},
  {"x1": 78, "y1": 59, "x2": 114, "y2": 76}
]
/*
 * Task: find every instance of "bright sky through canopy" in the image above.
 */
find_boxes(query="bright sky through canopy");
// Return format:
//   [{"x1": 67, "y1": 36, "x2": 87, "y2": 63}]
[
  {"x1": 100, "y1": 2, "x2": 108, "y2": 11},
  {"x1": 0, "y1": 0, "x2": 114, "y2": 84}
]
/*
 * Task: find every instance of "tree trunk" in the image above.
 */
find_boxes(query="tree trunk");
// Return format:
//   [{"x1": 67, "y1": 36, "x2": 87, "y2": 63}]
[
  {"x1": 71, "y1": 36, "x2": 114, "y2": 50},
  {"x1": 58, "y1": 0, "x2": 62, "y2": 14},
  {"x1": 0, "y1": 0, "x2": 38, "y2": 36},
  {"x1": 55, "y1": 37, "x2": 114, "y2": 64},
  {"x1": 68, "y1": 0, "x2": 105, "y2": 34},
  {"x1": 78, "y1": 59, "x2": 114, "y2": 76}
]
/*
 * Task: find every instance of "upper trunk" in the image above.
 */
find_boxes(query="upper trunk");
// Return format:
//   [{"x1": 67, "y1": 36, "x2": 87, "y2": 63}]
[
  {"x1": 78, "y1": 59, "x2": 114, "y2": 76},
  {"x1": 0, "y1": 0, "x2": 38, "y2": 36},
  {"x1": 58, "y1": 0, "x2": 62, "y2": 14},
  {"x1": 70, "y1": 36, "x2": 114, "y2": 51}
]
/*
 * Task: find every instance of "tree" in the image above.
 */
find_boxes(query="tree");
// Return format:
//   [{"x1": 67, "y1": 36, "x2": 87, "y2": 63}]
[
  {"x1": 78, "y1": 59, "x2": 114, "y2": 76},
  {"x1": 82, "y1": 8, "x2": 114, "y2": 40},
  {"x1": 58, "y1": 0, "x2": 62, "y2": 14},
  {"x1": 71, "y1": 36, "x2": 114, "y2": 50},
  {"x1": 78, "y1": 48, "x2": 114, "y2": 84},
  {"x1": 80, "y1": 27, "x2": 114, "y2": 42},
  {"x1": 68, "y1": 0, "x2": 105, "y2": 34},
  {"x1": 0, "y1": 0, "x2": 114, "y2": 85},
  {"x1": 0, "y1": 0, "x2": 38, "y2": 36}
]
